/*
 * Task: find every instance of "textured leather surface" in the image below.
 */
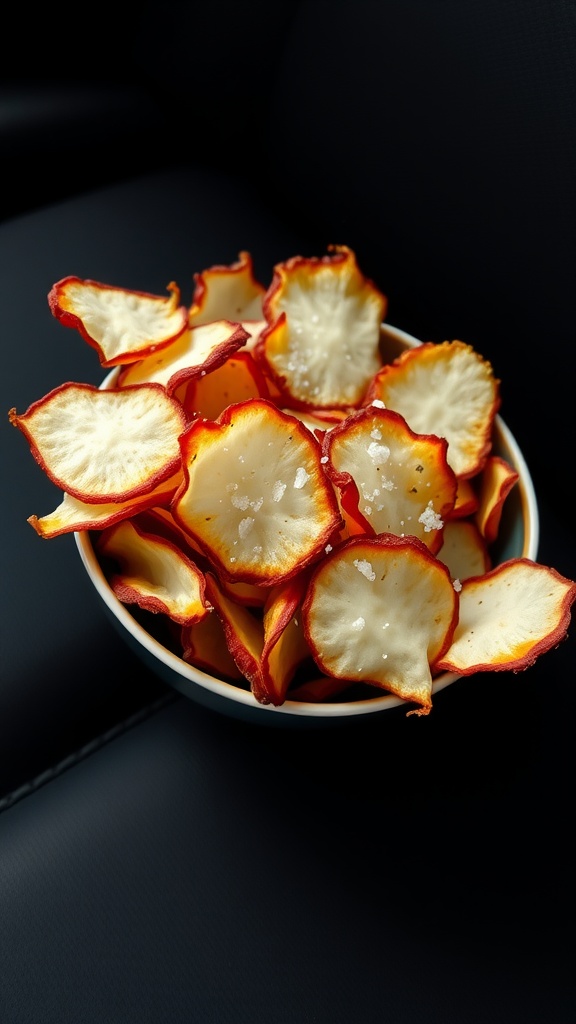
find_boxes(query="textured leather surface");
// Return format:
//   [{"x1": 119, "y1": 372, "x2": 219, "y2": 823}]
[{"x1": 1, "y1": 691, "x2": 575, "y2": 1023}]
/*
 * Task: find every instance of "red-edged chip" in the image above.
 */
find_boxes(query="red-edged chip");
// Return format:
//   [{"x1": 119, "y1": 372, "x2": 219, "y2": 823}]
[
  {"x1": 172, "y1": 398, "x2": 342, "y2": 586},
  {"x1": 181, "y1": 613, "x2": 245, "y2": 682},
  {"x1": 27, "y1": 470, "x2": 182, "y2": 539},
  {"x1": 474, "y1": 455, "x2": 519, "y2": 544},
  {"x1": 48, "y1": 277, "x2": 189, "y2": 367},
  {"x1": 437, "y1": 519, "x2": 491, "y2": 583},
  {"x1": 450, "y1": 477, "x2": 480, "y2": 519},
  {"x1": 255, "y1": 245, "x2": 387, "y2": 409},
  {"x1": 436, "y1": 559, "x2": 576, "y2": 675},
  {"x1": 302, "y1": 534, "x2": 459, "y2": 714},
  {"x1": 205, "y1": 571, "x2": 310, "y2": 705},
  {"x1": 189, "y1": 251, "x2": 265, "y2": 323},
  {"x1": 97, "y1": 519, "x2": 209, "y2": 626},
  {"x1": 9, "y1": 382, "x2": 187, "y2": 504},
  {"x1": 181, "y1": 350, "x2": 271, "y2": 420},
  {"x1": 117, "y1": 320, "x2": 250, "y2": 395},
  {"x1": 323, "y1": 405, "x2": 457, "y2": 553},
  {"x1": 366, "y1": 340, "x2": 501, "y2": 478}
]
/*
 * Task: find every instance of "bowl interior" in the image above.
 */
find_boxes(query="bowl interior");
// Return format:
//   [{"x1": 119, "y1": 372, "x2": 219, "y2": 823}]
[{"x1": 75, "y1": 324, "x2": 539, "y2": 725}]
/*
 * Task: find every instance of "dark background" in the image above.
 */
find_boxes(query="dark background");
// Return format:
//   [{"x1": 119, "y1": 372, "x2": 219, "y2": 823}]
[{"x1": 1, "y1": 2, "x2": 575, "y2": 1021}]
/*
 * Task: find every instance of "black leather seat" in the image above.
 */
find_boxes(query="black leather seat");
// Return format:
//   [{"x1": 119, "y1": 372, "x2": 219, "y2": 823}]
[{"x1": 1, "y1": 3, "x2": 574, "y2": 1021}]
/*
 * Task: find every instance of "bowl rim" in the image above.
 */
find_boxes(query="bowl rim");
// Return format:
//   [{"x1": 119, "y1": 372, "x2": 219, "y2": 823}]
[{"x1": 74, "y1": 322, "x2": 540, "y2": 720}]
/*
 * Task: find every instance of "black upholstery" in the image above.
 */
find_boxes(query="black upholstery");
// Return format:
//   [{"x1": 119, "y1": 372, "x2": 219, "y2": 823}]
[{"x1": 1, "y1": 3, "x2": 575, "y2": 1021}]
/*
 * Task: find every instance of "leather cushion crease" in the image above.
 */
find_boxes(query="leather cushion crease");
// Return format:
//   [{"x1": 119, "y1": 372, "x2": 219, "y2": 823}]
[{"x1": 0, "y1": 2, "x2": 574, "y2": 1022}]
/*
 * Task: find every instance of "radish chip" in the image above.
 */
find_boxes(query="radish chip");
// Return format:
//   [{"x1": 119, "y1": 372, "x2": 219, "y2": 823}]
[
  {"x1": 302, "y1": 535, "x2": 459, "y2": 714},
  {"x1": 27, "y1": 471, "x2": 182, "y2": 538},
  {"x1": 48, "y1": 277, "x2": 189, "y2": 367},
  {"x1": 172, "y1": 399, "x2": 342, "y2": 586},
  {"x1": 97, "y1": 519, "x2": 209, "y2": 626},
  {"x1": 436, "y1": 560, "x2": 576, "y2": 675},
  {"x1": 205, "y1": 572, "x2": 310, "y2": 705},
  {"x1": 118, "y1": 320, "x2": 250, "y2": 394},
  {"x1": 189, "y1": 251, "x2": 266, "y2": 325},
  {"x1": 438, "y1": 520, "x2": 491, "y2": 582},
  {"x1": 475, "y1": 455, "x2": 519, "y2": 544},
  {"x1": 323, "y1": 406, "x2": 457, "y2": 552},
  {"x1": 256, "y1": 245, "x2": 387, "y2": 408},
  {"x1": 9, "y1": 382, "x2": 186, "y2": 503},
  {"x1": 367, "y1": 340, "x2": 500, "y2": 477}
]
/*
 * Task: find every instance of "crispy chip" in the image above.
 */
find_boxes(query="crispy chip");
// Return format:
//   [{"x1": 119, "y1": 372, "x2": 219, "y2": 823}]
[
  {"x1": 436, "y1": 559, "x2": 576, "y2": 674},
  {"x1": 302, "y1": 534, "x2": 458, "y2": 714},
  {"x1": 10, "y1": 382, "x2": 186, "y2": 504},
  {"x1": 437, "y1": 519, "x2": 491, "y2": 582},
  {"x1": 475, "y1": 455, "x2": 519, "y2": 544},
  {"x1": 205, "y1": 571, "x2": 310, "y2": 705},
  {"x1": 323, "y1": 405, "x2": 457, "y2": 553},
  {"x1": 118, "y1": 320, "x2": 250, "y2": 395},
  {"x1": 172, "y1": 399, "x2": 342, "y2": 586},
  {"x1": 48, "y1": 277, "x2": 189, "y2": 367},
  {"x1": 27, "y1": 471, "x2": 182, "y2": 538},
  {"x1": 255, "y1": 245, "x2": 387, "y2": 408},
  {"x1": 189, "y1": 251, "x2": 266, "y2": 325},
  {"x1": 97, "y1": 519, "x2": 209, "y2": 626},
  {"x1": 367, "y1": 340, "x2": 500, "y2": 477}
]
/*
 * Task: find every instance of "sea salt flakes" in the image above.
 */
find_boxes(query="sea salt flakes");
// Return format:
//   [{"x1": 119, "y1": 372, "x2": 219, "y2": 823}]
[
  {"x1": 238, "y1": 517, "x2": 255, "y2": 539},
  {"x1": 351, "y1": 617, "x2": 366, "y2": 631},
  {"x1": 294, "y1": 467, "x2": 310, "y2": 489},
  {"x1": 367, "y1": 441, "x2": 390, "y2": 463},
  {"x1": 418, "y1": 500, "x2": 443, "y2": 533},
  {"x1": 353, "y1": 558, "x2": 376, "y2": 581},
  {"x1": 272, "y1": 480, "x2": 286, "y2": 502}
]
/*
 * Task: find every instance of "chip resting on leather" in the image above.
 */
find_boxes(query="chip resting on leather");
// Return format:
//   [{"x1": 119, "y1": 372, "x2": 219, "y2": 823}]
[
  {"x1": 172, "y1": 398, "x2": 342, "y2": 586},
  {"x1": 9, "y1": 382, "x2": 187, "y2": 503},
  {"x1": 367, "y1": 340, "x2": 500, "y2": 477},
  {"x1": 302, "y1": 534, "x2": 458, "y2": 714},
  {"x1": 255, "y1": 245, "x2": 387, "y2": 408},
  {"x1": 48, "y1": 277, "x2": 189, "y2": 366}
]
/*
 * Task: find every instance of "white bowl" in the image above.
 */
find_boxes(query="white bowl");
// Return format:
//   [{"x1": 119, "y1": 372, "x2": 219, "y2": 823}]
[{"x1": 75, "y1": 324, "x2": 539, "y2": 725}]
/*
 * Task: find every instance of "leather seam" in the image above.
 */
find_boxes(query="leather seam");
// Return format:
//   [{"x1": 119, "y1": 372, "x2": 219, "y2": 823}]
[{"x1": 0, "y1": 691, "x2": 179, "y2": 814}]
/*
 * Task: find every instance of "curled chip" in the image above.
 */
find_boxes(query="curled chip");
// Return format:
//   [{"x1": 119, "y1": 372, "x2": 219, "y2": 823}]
[
  {"x1": 255, "y1": 245, "x2": 387, "y2": 409},
  {"x1": 437, "y1": 520, "x2": 491, "y2": 583},
  {"x1": 9, "y1": 382, "x2": 186, "y2": 504},
  {"x1": 181, "y1": 350, "x2": 271, "y2": 420},
  {"x1": 474, "y1": 455, "x2": 519, "y2": 544},
  {"x1": 323, "y1": 405, "x2": 457, "y2": 553},
  {"x1": 367, "y1": 340, "x2": 500, "y2": 478},
  {"x1": 118, "y1": 320, "x2": 250, "y2": 395},
  {"x1": 436, "y1": 559, "x2": 576, "y2": 675},
  {"x1": 48, "y1": 277, "x2": 189, "y2": 367},
  {"x1": 27, "y1": 471, "x2": 182, "y2": 539},
  {"x1": 205, "y1": 571, "x2": 311, "y2": 705},
  {"x1": 189, "y1": 251, "x2": 266, "y2": 326},
  {"x1": 172, "y1": 398, "x2": 342, "y2": 587},
  {"x1": 97, "y1": 519, "x2": 209, "y2": 626},
  {"x1": 302, "y1": 534, "x2": 459, "y2": 714}
]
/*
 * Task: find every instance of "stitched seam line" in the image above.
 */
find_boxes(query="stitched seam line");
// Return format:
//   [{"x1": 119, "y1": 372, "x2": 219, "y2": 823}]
[{"x1": 0, "y1": 691, "x2": 179, "y2": 814}]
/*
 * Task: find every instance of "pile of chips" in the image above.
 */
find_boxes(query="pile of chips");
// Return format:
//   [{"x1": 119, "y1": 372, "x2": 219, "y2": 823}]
[{"x1": 9, "y1": 246, "x2": 576, "y2": 714}]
